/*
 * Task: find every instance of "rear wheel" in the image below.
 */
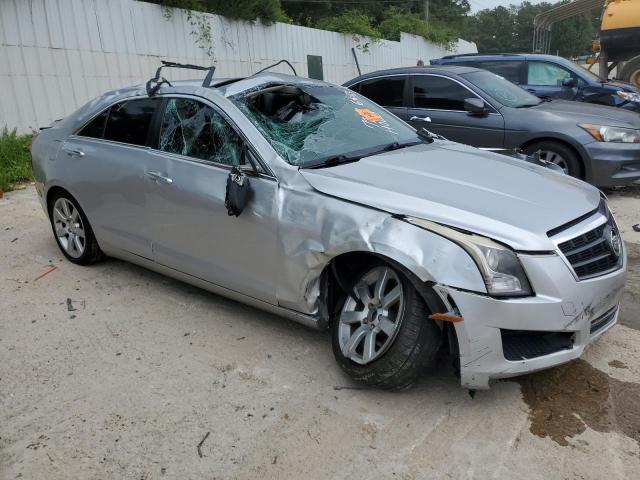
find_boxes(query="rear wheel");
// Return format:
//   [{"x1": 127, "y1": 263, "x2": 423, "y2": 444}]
[
  {"x1": 523, "y1": 140, "x2": 582, "y2": 179},
  {"x1": 49, "y1": 192, "x2": 104, "y2": 265},
  {"x1": 332, "y1": 263, "x2": 442, "y2": 390},
  {"x1": 620, "y1": 56, "x2": 640, "y2": 87}
]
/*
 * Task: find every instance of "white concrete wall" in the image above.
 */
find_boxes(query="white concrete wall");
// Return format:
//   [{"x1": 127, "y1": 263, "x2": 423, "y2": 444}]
[{"x1": 0, "y1": 0, "x2": 476, "y2": 133}]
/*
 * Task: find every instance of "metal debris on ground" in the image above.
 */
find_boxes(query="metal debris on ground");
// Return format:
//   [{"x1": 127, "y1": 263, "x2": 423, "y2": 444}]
[
  {"x1": 66, "y1": 298, "x2": 77, "y2": 312},
  {"x1": 197, "y1": 431, "x2": 210, "y2": 458}
]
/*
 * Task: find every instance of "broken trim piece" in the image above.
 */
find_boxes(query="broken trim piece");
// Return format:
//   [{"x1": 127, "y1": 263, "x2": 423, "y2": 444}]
[{"x1": 429, "y1": 313, "x2": 464, "y2": 323}]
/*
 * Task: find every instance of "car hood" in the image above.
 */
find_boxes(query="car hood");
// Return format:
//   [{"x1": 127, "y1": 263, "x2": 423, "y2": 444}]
[
  {"x1": 605, "y1": 79, "x2": 640, "y2": 93},
  {"x1": 529, "y1": 99, "x2": 640, "y2": 128},
  {"x1": 300, "y1": 142, "x2": 601, "y2": 251}
]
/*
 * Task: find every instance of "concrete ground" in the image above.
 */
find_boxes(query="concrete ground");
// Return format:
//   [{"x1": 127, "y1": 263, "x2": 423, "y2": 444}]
[{"x1": 1, "y1": 186, "x2": 639, "y2": 480}]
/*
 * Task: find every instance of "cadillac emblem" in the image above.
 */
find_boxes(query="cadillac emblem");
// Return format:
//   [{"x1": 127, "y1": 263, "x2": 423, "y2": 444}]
[{"x1": 609, "y1": 227, "x2": 622, "y2": 257}]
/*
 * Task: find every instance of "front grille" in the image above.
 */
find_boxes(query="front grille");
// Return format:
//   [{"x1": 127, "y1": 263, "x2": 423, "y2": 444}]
[
  {"x1": 501, "y1": 330, "x2": 574, "y2": 361},
  {"x1": 557, "y1": 218, "x2": 622, "y2": 280},
  {"x1": 590, "y1": 306, "x2": 618, "y2": 334}
]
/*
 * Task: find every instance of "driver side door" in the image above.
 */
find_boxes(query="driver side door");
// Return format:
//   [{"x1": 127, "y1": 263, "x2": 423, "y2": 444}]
[
  {"x1": 406, "y1": 74, "x2": 505, "y2": 148},
  {"x1": 146, "y1": 96, "x2": 279, "y2": 304},
  {"x1": 523, "y1": 61, "x2": 579, "y2": 100}
]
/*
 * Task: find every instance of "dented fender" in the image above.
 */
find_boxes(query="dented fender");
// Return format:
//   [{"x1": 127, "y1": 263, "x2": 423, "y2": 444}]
[{"x1": 274, "y1": 180, "x2": 486, "y2": 315}]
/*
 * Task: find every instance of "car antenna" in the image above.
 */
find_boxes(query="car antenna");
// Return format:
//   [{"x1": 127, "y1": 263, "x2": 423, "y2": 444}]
[{"x1": 146, "y1": 60, "x2": 217, "y2": 96}]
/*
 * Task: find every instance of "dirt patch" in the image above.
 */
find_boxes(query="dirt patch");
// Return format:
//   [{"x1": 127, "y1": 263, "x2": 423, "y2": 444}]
[
  {"x1": 517, "y1": 359, "x2": 640, "y2": 447},
  {"x1": 609, "y1": 360, "x2": 629, "y2": 369}
]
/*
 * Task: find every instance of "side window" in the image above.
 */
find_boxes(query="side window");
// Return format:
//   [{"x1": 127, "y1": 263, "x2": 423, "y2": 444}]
[
  {"x1": 103, "y1": 98, "x2": 160, "y2": 146},
  {"x1": 412, "y1": 75, "x2": 472, "y2": 110},
  {"x1": 473, "y1": 61, "x2": 523, "y2": 84},
  {"x1": 358, "y1": 77, "x2": 406, "y2": 107},
  {"x1": 527, "y1": 62, "x2": 572, "y2": 86},
  {"x1": 158, "y1": 98, "x2": 243, "y2": 166},
  {"x1": 78, "y1": 108, "x2": 109, "y2": 139}
]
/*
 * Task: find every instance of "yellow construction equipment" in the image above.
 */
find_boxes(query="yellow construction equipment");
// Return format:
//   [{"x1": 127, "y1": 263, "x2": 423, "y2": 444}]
[{"x1": 601, "y1": 0, "x2": 640, "y2": 84}]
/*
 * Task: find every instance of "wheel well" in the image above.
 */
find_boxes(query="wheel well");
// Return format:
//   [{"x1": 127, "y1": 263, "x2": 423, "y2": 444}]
[
  {"x1": 323, "y1": 251, "x2": 446, "y2": 323},
  {"x1": 45, "y1": 186, "x2": 69, "y2": 217},
  {"x1": 520, "y1": 137, "x2": 585, "y2": 178}
]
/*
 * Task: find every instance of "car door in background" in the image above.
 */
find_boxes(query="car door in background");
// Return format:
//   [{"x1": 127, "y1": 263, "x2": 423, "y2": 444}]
[
  {"x1": 523, "y1": 61, "x2": 580, "y2": 100},
  {"x1": 61, "y1": 97, "x2": 161, "y2": 259},
  {"x1": 406, "y1": 74, "x2": 505, "y2": 148},
  {"x1": 146, "y1": 97, "x2": 279, "y2": 304},
  {"x1": 351, "y1": 75, "x2": 408, "y2": 120}
]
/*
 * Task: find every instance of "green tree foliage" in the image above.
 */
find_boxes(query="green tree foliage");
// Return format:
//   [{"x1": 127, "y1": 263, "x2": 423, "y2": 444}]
[
  {"x1": 464, "y1": 1, "x2": 599, "y2": 57},
  {"x1": 147, "y1": 0, "x2": 470, "y2": 47},
  {"x1": 378, "y1": 7, "x2": 457, "y2": 46},
  {"x1": 149, "y1": 0, "x2": 289, "y2": 23},
  {"x1": 315, "y1": 10, "x2": 381, "y2": 39}
]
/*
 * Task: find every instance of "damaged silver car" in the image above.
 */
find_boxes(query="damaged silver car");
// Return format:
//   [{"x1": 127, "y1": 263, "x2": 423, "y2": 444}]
[{"x1": 31, "y1": 63, "x2": 627, "y2": 390}]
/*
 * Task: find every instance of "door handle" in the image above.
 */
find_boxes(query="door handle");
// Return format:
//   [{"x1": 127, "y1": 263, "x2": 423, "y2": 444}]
[
  {"x1": 145, "y1": 171, "x2": 173, "y2": 185},
  {"x1": 410, "y1": 115, "x2": 431, "y2": 122},
  {"x1": 63, "y1": 148, "x2": 85, "y2": 157}
]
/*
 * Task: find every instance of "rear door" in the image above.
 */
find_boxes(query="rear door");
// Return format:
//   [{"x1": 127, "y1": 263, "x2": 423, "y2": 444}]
[
  {"x1": 406, "y1": 74, "x2": 505, "y2": 148},
  {"x1": 60, "y1": 97, "x2": 161, "y2": 259},
  {"x1": 351, "y1": 75, "x2": 408, "y2": 120},
  {"x1": 523, "y1": 61, "x2": 579, "y2": 99},
  {"x1": 146, "y1": 96, "x2": 279, "y2": 303}
]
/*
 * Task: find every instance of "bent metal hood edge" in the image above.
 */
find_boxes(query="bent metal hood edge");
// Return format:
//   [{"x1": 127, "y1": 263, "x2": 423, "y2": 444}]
[{"x1": 300, "y1": 141, "x2": 601, "y2": 252}]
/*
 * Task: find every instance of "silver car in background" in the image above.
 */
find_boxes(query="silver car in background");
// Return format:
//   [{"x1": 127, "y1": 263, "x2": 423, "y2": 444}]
[{"x1": 31, "y1": 69, "x2": 627, "y2": 390}]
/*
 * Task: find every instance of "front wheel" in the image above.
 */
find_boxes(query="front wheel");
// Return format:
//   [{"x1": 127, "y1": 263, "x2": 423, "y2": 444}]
[
  {"x1": 523, "y1": 140, "x2": 583, "y2": 179},
  {"x1": 331, "y1": 264, "x2": 442, "y2": 390}
]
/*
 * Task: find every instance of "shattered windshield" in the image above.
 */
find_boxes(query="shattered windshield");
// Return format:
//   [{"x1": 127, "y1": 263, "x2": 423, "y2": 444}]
[{"x1": 231, "y1": 84, "x2": 420, "y2": 167}]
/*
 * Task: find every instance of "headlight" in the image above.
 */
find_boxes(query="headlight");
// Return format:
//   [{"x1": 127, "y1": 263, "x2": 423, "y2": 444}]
[
  {"x1": 579, "y1": 123, "x2": 640, "y2": 143},
  {"x1": 405, "y1": 217, "x2": 533, "y2": 297},
  {"x1": 617, "y1": 91, "x2": 640, "y2": 103}
]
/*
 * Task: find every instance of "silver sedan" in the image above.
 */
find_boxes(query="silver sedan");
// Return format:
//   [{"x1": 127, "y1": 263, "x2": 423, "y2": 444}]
[{"x1": 31, "y1": 71, "x2": 626, "y2": 390}]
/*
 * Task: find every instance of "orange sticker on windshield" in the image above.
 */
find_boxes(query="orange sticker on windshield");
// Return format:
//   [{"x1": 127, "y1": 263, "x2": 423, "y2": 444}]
[{"x1": 355, "y1": 108, "x2": 383, "y2": 123}]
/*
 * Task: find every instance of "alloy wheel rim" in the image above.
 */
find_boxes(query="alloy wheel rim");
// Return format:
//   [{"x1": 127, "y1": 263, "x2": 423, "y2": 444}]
[
  {"x1": 53, "y1": 198, "x2": 85, "y2": 258},
  {"x1": 537, "y1": 149, "x2": 569, "y2": 174},
  {"x1": 338, "y1": 266, "x2": 404, "y2": 365}
]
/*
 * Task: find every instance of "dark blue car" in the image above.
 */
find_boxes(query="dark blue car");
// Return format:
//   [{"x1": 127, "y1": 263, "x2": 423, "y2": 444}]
[{"x1": 431, "y1": 53, "x2": 640, "y2": 113}]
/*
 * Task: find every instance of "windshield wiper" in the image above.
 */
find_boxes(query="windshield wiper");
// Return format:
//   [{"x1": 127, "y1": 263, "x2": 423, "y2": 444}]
[
  {"x1": 302, "y1": 154, "x2": 363, "y2": 169},
  {"x1": 302, "y1": 141, "x2": 422, "y2": 169}
]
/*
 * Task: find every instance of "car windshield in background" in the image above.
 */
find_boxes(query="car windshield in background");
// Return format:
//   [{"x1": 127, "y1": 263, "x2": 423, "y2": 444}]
[
  {"x1": 231, "y1": 84, "x2": 419, "y2": 167},
  {"x1": 573, "y1": 62, "x2": 601, "y2": 83},
  {"x1": 461, "y1": 71, "x2": 542, "y2": 108}
]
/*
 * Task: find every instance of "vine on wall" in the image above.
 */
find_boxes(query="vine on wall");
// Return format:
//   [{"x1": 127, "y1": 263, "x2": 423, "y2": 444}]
[{"x1": 162, "y1": 6, "x2": 215, "y2": 62}]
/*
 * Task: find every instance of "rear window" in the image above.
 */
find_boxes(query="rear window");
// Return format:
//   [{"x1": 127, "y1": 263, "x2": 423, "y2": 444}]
[
  {"x1": 470, "y1": 61, "x2": 523, "y2": 84},
  {"x1": 103, "y1": 98, "x2": 160, "y2": 146},
  {"x1": 77, "y1": 109, "x2": 109, "y2": 139},
  {"x1": 356, "y1": 77, "x2": 406, "y2": 107}
]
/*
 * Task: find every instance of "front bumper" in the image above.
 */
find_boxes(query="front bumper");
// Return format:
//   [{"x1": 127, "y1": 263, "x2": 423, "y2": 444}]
[
  {"x1": 583, "y1": 141, "x2": 640, "y2": 187},
  {"x1": 438, "y1": 250, "x2": 626, "y2": 389}
]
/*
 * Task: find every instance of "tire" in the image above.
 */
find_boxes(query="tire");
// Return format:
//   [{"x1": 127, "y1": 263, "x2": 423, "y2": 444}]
[
  {"x1": 48, "y1": 191, "x2": 104, "y2": 265},
  {"x1": 331, "y1": 263, "x2": 442, "y2": 390},
  {"x1": 619, "y1": 56, "x2": 640, "y2": 87},
  {"x1": 523, "y1": 140, "x2": 583, "y2": 179}
]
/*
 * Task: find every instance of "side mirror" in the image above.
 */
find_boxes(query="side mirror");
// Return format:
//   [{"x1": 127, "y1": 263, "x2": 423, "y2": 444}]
[
  {"x1": 562, "y1": 77, "x2": 576, "y2": 88},
  {"x1": 464, "y1": 97, "x2": 487, "y2": 115},
  {"x1": 225, "y1": 166, "x2": 253, "y2": 217}
]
